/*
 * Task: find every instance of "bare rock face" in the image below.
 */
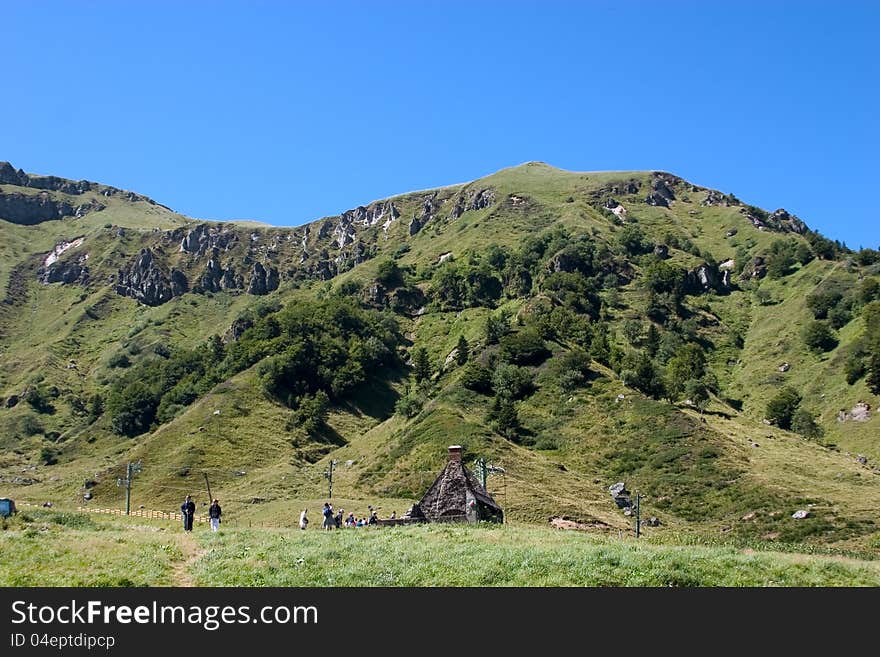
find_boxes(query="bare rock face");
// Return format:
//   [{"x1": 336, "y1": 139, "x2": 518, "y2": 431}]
[
  {"x1": 408, "y1": 216, "x2": 423, "y2": 235},
  {"x1": 179, "y1": 223, "x2": 238, "y2": 256},
  {"x1": 766, "y1": 208, "x2": 807, "y2": 234},
  {"x1": 702, "y1": 189, "x2": 738, "y2": 207},
  {"x1": 115, "y1": 249, "x2": 187, "y2": 306},
  {"x1": 645, "y1": 191, "x2": 669, "y2": 207},
  {"x1": 0, "y1": 192, "x2": 74, "y2": 224},
  {"x1": 195, "y1": 248, "x2": 244, "y2": 292},
  {"x1": 651, "y1": 176, "x2": 677, "y2": 202},
  {"x1": 653, "y1": 244, "x2": 670, "y2": 259},
  {"x1": 341, "y1": 201, "x2": 399, "y2": 228},
  {"x1": 684, "y1": 262, "x2": 731, "y2": 294},
  {"x1": 246, "y1": 262, "x2": 280, "y2": 295},
  {"x1": 450, "y1": 187, "x2": 497, "y2": 219},
  {"x1": 39, "y1": 260, "x2": 89, "y2": 286}
]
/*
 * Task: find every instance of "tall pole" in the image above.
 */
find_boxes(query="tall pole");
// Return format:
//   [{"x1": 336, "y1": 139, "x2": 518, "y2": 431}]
[
  {"x1": 203, "y1": 472, "x2": 213, "y2": 504},
  {"x1": 475, "y1": 458, "x2": 488, "y2": 489},
  {"x1": 635, "y1": 493, "x2": 641, "y2": 539},
  {"x1": 125, "y1": 462, "x2": 132, "y2": 516},
  {"x1": 325, "y1": 460, "x2": 337, "y2": 499}
]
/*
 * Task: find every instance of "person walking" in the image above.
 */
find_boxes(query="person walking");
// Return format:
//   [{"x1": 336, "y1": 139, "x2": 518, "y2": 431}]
[
  {"x1": 299, "y1": 508, "x2": 308, "y2": 530},
  {"x1": 322, "y1": 502, "x2": 334, "y2": 530},
  {"x1": 180, "y1": 494, "x2": 196, "y2": 532},
  {"x1": 209, "y1": 499, "x2": 222, "y2": 532}
]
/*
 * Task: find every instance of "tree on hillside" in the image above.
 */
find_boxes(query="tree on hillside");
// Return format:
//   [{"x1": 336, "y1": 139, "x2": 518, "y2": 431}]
[
  {"x1": 801, "y1": 320, "x2": 838, "y2": 354},
  {"x1": 644, "y1": 323, "x2": 661, "y2": 358},
  {"x1": 866, "y1": 353, "x2": 880, "y2": 395},
  {"x1": 487, "y1": 395, "x2": 520, "y2": 440},
  {"x1": 765, "y1": 387, "x2": 802, "y2": 429},
  {"x1": 455, "y1": 335, "x2": 470, "y2": 366},
  {"x1": 376, "y1": 259, "x2": 403, "y2": 288},
  {"x1": 412, "y1": 347, "x2": 431, "y2": 383},
  {"x1": 499, "y1": 328, "x2": 550, "y2": 365},
  {"x1": 791, "y1": 408, "x2": 823, "y2": 440},
  {"x1": 461, "y1": 361, "x2": 493, "y2": 393},
  {"x1": 684, "y1": 378, "x2": 710, "y2": 416},
  {"x1": 485, "y1": 311, "x2": 510, "y2": 345},
  {"x1": 665, "y1": 343, "x2": 707, "y2": 400},
  {"x1": 766, "y1": 240, "x2": 797, "y2": 278}
]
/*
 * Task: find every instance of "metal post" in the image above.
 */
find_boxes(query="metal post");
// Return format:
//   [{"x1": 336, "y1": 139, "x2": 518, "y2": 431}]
[
  {"x1": 125, "y1": 462, "x2": 132, "y2": 516},
  {"x1": 475, "y1": 458, "x2": 488, "y2": 489},
  {"x1": 324, "y1": 460, "x2": 337, "y2": 499},
  {"x1": 635, "y1": 493, "x2": 641, "y2": 539}
]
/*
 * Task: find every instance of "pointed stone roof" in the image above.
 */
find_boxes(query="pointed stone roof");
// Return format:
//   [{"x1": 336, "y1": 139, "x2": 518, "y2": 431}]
[{"x1": 416, "y1": 446, "x2": 503, "y2": 521}]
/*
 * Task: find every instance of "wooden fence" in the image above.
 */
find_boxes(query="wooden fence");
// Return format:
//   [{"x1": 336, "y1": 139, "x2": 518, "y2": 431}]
[{"x1": 76, "y1": 506, "x2": 210, "y2": 523}]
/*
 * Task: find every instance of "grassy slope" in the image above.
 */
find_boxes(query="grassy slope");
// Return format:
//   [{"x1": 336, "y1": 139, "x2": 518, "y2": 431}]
[{"x1": 2, "y1": 162, "x2": 878, "y2": 552}]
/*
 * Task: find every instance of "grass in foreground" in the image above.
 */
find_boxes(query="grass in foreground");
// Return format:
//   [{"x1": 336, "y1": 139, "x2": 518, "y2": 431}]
[
  {"x1": 191, "y1": 523, "x2": 880, "y2": 587},
  {"x1": 3, "y1": 511, "x2": 880, "y2": 586}
]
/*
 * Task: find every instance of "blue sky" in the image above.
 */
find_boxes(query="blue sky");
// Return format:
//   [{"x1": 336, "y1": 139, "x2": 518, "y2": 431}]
[{"x1": 3, "y1": 1, "x2": 878, "y2": 247}]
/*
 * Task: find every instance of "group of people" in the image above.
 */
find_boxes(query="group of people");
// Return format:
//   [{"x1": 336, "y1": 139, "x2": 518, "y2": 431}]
[
  {"x1": 180, "y1": 496, "x2": 396, "y2": 532},
  {"x1": 299, "y1": 503, "x2": 394, "y2": 530},
  {"x1": 180, "y1": 495, "x2": 222, "y2": 532}
]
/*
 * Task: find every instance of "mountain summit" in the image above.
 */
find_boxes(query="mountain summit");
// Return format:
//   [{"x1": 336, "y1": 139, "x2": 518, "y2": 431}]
[{"x1": 1, "y1": 160, "x2": 878, "y2": 547}]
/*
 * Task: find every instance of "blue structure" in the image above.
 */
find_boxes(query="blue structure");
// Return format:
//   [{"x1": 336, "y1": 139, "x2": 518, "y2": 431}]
[{"x1": 0, "y1": 498, "x2": 16, "y2": 518}]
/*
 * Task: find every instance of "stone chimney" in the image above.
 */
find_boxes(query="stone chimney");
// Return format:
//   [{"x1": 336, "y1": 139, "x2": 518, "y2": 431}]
[{"x1": 448, "y1": 445, "x2": 462, "y2": 462}]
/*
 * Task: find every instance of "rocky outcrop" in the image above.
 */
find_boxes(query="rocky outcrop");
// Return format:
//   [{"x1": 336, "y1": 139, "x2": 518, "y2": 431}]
[
  {"x1": 408, "y1": 216, "x2": 423, "y2": 235},
  {"x1": 702, "y1": 189, "x2": 738, "y2": 207},
  {"x1": 645, "y1": 192, "x2": 669, "y2": 207},
  {"x1": 450, "y1": 188, "x2": 497, "y2": 219},
  {"x1": 1, "y1": 161, "x2": 161, "y2": 205},
  {"x1": 195, "y1": 249, "x2": 244, "y2": 292},
  {"x1": 178, "y1": 223, "x2": 238, "y2": 255},
  {"x1": 115, "y1": 249, "x2": 187, "y2": 306},
  {"x1": 228, "y1": 317, "x2": 254, "y2": 341},
  {"x1": 651, "y1": 178, "x2": 676, "y2": 203},
  {"x1": 766, "y1": 208, "x2": 807, "y2": 234},
  {"x1": 0, "y1": 161, "x2": 93, "y2": 195},
  {"x1": 653, "y1": 244, "x2": 670, "y2": 259},
  {"x1": 246, "y1": 262, "x2": 280, "y2": 295},
  {"x1": 684, "y1": 262, "x2": 732, "y2": 294},
  {"x1": 744, "y1": 256, "x2": 768, "y2": 279},
  {"x1": 0, "y1": 192, "x2": 74, "y2": 224},
  {"x1": 39, "y1": 259, "x2": 90, "y2": 286},
  {"x1": 341, "y1": 201, "x2": 399, "y2": 228}
]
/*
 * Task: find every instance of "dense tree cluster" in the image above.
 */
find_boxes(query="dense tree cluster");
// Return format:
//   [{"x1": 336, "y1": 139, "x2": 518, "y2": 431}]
[{"x1": 107, "y1": 299, "x2": 401, "y2": 437}]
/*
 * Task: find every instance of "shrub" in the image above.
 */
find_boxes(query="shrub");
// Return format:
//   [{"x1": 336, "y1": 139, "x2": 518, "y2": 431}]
[
  {"x1": 806, "y1": 290, "x2": 843, "y2": 319},
  {"x1": 108, "y1": 353, "x2": 131, "y2": 368},
  {"x1": 499, "y1": 329, "x2": 550, "y2": 366},
  {"x1": 394, "y1": 393, "x2": 424, "y2": 419},
  {"x1": 801, "y1": 321, "x2": 838, "y2": 354},
  {"x1": 491, "y1": 364, "x2": 534, "y2": 401},
  {"x1": 461, "y1": 361, "x2": 493, "y2": 394},
  {"x1": 288, "y1": 391, "x2": 330, "y2": 435},
  {"x1": 791, "y1": 408, "x2": 823, "y2": 439},
  {"x1": 487, "y1": 396, "x2": 520, "y2": 439},
  {"x1": 376, "y1": 260, "x2": 403, "y2": 287},
  {"x1": 766, "y1": 387, "x2": 801, "y2": 429}
]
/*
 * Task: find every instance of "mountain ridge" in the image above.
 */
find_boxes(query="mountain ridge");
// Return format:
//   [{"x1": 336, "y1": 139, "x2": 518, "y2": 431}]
[{"x1": 1, "y1": 159, "x2": 878, "y2": 550}]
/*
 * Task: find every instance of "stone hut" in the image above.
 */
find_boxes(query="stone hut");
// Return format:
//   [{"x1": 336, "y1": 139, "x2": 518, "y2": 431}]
[{"x1": 408, "y1": 445, "x2": 504, "y2": 524}]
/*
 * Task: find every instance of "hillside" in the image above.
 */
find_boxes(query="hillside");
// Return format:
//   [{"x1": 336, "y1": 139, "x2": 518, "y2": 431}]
[{"x1": 1, "y1": 160, "x2": 879, "y2": 550}]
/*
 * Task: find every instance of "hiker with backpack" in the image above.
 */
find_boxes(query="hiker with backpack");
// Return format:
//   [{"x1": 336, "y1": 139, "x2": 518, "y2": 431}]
[{"x1": 322, "y1": 502, "x2": 334, "y2": 530}]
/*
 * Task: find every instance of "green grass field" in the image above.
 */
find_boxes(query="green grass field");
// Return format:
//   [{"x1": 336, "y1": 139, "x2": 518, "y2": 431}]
[{"x1": 2, "y1": 509, "x2": 879, "y2": 587}]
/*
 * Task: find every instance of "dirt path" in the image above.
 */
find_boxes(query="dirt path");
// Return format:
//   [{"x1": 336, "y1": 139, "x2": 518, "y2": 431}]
[{"x1": 171, "y1": 532, "x2": 206, "y2": 587}]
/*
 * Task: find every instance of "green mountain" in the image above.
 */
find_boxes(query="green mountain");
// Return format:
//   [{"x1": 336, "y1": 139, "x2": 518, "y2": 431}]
[{"x1": 2, "y1": 160, "x2": 878, "y2": 548}]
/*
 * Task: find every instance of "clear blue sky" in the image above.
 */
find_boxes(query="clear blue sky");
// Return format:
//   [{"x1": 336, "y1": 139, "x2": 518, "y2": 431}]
[{"x1": 3, "y1": 1, "x2": 878, "y2": 248}]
